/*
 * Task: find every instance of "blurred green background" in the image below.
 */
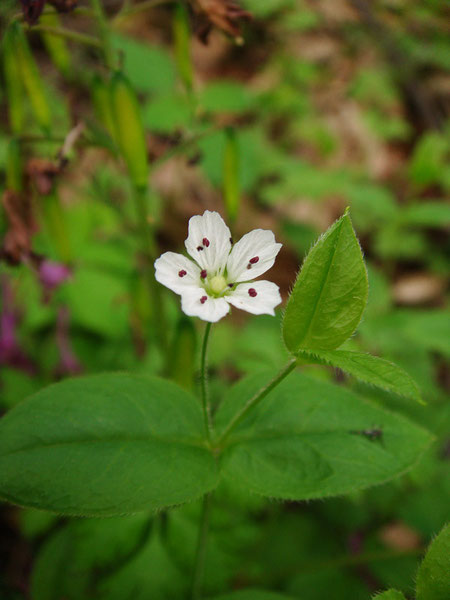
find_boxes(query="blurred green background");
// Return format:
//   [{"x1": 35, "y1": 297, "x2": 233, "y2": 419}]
[{"x1": 0, "y1": 0, "x2": 449, "y2": 598}]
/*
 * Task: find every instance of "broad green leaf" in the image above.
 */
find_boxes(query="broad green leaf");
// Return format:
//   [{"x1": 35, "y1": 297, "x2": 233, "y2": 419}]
[
  {"x1": 372, "y1": 591, "x2": 406, "y2": 600},
  {"x1": 401, "y1": 202, "x2": 450, "y2": 228},
  {"x1": 111, "y1": 34, "x2": 175, "y2": 93},
  {"x1": 0, "y1": 374, "x2": 218, "y2": 516},
  {"x1": 409, "y1": 133, "x2": 448, "y2": 188},
  {"x1": 199, "y1": 81, "x2": 254, "y2": 114},
  {"x1": 416, "y1": 523, "x2": 450, "y2": 600},
  {"x1": 283, "y1": 212, "x2": 368, "y2": 353},
  {"x1": 297, "y1": 349, "x2": 422, "y2": 402},
  {"x1": 216, "y1": 372, "x2": 432, "y2": 501}
]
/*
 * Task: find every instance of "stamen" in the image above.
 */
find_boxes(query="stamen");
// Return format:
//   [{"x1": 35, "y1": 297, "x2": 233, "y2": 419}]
[
  {"x1": 200, "y1": 270, "x2": 207, "y2": 279},
  {"x1": 178, "y1": 270, "x2": 187, "y2": 277},
  {"x1": 248, "y1": 288, "x2": 257, "y2": 297},
  {"x1": 197, "y1": 246, "x2": 204, "y2": 251},
  {"x1": 229, "y1": 237, "x2": 233, "y2": 244},
  {"x1": 249, "y1": 256, "x2": 259, "y2": 264},
  {"x1": 228, "y1": 283, "x2": 234, "y2": 288},
  {"x1": 202, "y1": 238, "x2": 210, "y2": 247},
  {"x1": 200, "y1": 295, "x2": 207, "y2": 304},
  {"x1": 247, "y1": 264, "x2": 252, "y2": 270}
]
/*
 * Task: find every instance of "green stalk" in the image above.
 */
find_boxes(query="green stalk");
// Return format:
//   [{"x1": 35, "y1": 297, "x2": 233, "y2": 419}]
[
  {"x1": 190, "y1": 492, "x2": 213, "y2": 600},
  {"x1": 200, "y1": 322, "x2": 214, "y2": 444},
  {"x1": 30, "y1": 24, "x2": 101, "y2": 48},
  {"x1": 132, "y1": 185, "x2": 167, "y2": 354},
  {"x1": 90, "y1": 0, "x2": 115, "y2": 69},
  {"x1": 217, "y1": 358, "x2": 297, "y2": 446}
]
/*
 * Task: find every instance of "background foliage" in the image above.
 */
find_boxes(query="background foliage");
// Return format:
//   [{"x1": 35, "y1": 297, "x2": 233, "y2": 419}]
[{"x1": 0, "y1": 0, "x2": 449, "y2": 598}]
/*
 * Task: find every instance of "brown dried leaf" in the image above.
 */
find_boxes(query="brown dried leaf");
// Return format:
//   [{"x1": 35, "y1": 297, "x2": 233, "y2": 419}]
[
  {"x1": 20, "y1": 0, "x2": 46, "y2": 25},
  {"x1": 192, "y1": 0, "x2": 252, "y2": 43},
  {"x1": 48, "y1": 0, "x2": 78, "y2": 12},
  {"x1": 26, "y1": 158, "x2": 61, "y2": 196},
  {"x1": 1, "y1": 190, "x2": 37, "y2": 265}
]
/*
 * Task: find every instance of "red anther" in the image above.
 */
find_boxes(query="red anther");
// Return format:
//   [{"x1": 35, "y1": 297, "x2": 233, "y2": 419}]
[
  {"x1": 200, "y1": 295, "x2": 207, "y2": 304},
  {"x1": 178, "y1": 270, "x2": 187, "y2": 277},
  {"x1": 248, "y1": 288, "x2": 257, "y2": 297},
  {"x1": 249, "y1": 256, "x2": 259, "y2": 264},
  {"x1": 197, "y1": 246, "x2": 204, "y2": 251},
  {"x1": 202, "y1": 238, "x2": 210, "y2": 247},
  {"x1": 200, "y1": 270, "x2": 207, "y2": 279}
]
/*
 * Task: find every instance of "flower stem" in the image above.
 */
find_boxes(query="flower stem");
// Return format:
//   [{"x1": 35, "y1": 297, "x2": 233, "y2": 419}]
[
  {"x1": 200, "y1": 322, "x2": 214, "y2": 444},
  {"x1": 190, "y1": 492, "x2": 213, "y2": 600},
  {"x1": 217, "y1": 358, "x2": 297, "y2": 446}
]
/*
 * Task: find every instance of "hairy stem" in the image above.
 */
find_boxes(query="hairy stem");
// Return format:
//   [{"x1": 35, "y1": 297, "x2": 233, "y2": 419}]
[
  {"x1": 200, "y1": 322, "x2": 214, "y2": 444},
  {"x1": 190, "y1": 492, "x2": 213, "y2": 600},
  {"x1": 218, "y1": 358, "x2": 297, "y2": 446}
]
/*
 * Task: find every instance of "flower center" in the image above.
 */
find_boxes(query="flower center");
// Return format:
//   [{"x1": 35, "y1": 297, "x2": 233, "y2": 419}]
[{"x1": 209, "y1": 275, "x2": 227, "y2": 295}]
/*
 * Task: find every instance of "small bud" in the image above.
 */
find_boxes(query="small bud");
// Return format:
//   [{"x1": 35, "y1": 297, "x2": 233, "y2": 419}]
[
  {"x1": 110, "y1": 71, "x2": 149, "y2": 190},
  {"x1": 12, "y1": 22, "x2": 51, "y2": 132},
  {"x1": 2, "y1": 24, "x2": 25, "y2": 134}
]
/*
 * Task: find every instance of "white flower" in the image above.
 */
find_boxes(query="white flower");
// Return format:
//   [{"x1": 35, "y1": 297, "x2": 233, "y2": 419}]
[{"x1": 154, "y1": 211, "x2": 282, "y2": 323}]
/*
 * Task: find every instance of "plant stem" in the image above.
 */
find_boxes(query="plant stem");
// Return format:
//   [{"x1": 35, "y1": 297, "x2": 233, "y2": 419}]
[
  {"x1": 29, "y1": 24, "x2": 101, "y2": 48},
  {"x1": 132, "y1": 185, "x2": 168, "y2": 354},
  {"x1": 90, "y1": 0, "x2": 115, "y2": 69},
  {"x1": 200, "y1": 322, "x2": 214, "y2": 444},
  {"x1": 190, "y1": 492, "x2": 213, "y2": 600},
  {"x1": 217, "y1": 358, "x2": 297, "y2": 446}
]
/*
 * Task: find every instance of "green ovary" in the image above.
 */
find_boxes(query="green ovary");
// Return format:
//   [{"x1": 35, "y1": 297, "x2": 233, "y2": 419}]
[{"x1": 209, "y1": 275, "x2": 228, "y2": 295}]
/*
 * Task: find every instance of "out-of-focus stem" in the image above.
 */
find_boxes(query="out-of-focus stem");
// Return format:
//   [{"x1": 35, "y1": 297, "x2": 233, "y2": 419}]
[
  {"x1": 132, "y1": 185, "x2": 168, "y2": 354},
  {"x1": 29, "y1": 24, "x2": 101, "y2": 48},
  {"x1": 90, "y1": 0, "x2": 115, "y2": 69}
]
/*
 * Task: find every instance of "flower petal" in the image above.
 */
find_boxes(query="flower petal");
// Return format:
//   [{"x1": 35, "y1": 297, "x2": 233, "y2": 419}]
[
  {"x1": 154, "y1": 252, "x2": 201, "y2": 295},
  {"x1": 226, "y1": 229, "x2": 282, "y2": 283},
  {"x1": 227, "y1": 281, "x2": 281, "y2": 316},
  {"x1": 185, "y1": 211, "x2": 232, "y2": 273},
  {"x1": 181, "y1": 288, "x2": 230, "y2": 323}
]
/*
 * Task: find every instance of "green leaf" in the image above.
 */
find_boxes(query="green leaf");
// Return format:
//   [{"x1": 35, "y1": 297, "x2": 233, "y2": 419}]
[
  {"x1": 297, "y1": 349, "x2": 422, "y2": 403},
  {"x1": 199, "y1": 81, "x2": 254, "y2": 114},
  {"x1": 372, "y1": 591, "x2": 406, "y2": 600},
  {"x1": 409, "y1": 133, "x2": 448, "y2": 188},
  {"x1": 111, "y1": 34, "x2": 175, "y2": 94},
  {"x1": 0, "y1": 374, "x2": 218, "y2": 516},
  {"x1": 211, "y1": 591, "x2": 296, "y2": 600},
  {"x1": 401, "y1": 202, "x2": 450, "y2": 228},
  {"x1": 283, "y1": 212, "x2": 368, "y2": 353},
  {"x1": 216, "y1": 372, "x2": 432, "y2": 501},
  {"x1": 416, "y1": 523, "x2": 450, "y2": 600}
]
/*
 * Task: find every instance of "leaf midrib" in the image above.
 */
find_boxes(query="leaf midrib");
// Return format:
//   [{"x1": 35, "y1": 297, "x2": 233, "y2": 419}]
[
  {"x1": 296, "y1": 219, "x2": 344, "y2": 349},
  {"x1": 0, "y1": 434, "x2": 210, "y2": 458}
]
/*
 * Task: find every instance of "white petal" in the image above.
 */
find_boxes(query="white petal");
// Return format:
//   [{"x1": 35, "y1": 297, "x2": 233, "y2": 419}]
[
  {"x1": 226, "y1": 281, "x2": 281, "y2": 316},
  {"x1": 185, "y1": 211, "x2": 232, "y2": 274},
  {"x1": 226, "y1": 229, "x2": 282, "y2": 283},
  {"x1": 154, "y1": 252, "x2": 201, "y2": 295},
  {"x1": 181, "y1": 288, "x2": 230, "y2": 323}
]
